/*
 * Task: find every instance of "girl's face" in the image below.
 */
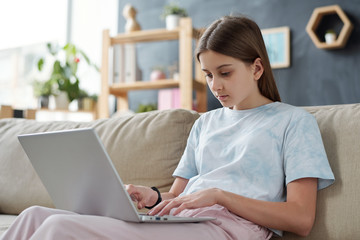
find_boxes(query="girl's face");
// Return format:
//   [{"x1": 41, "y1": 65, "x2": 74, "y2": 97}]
[{"x1": 199, "y1": 50, "x2": 270, "y2": 110}]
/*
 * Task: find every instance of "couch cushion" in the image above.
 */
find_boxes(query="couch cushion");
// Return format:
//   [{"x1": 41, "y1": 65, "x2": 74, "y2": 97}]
[
  {"x1": 0, "y1": 109, "x2": 199, "y2": 215},
  {"x1": 280, "y1": 103, "x2": 360, "y2": 240},
  {"x1": 0, "y1": 214, "x2": 17, "y2": 236}
]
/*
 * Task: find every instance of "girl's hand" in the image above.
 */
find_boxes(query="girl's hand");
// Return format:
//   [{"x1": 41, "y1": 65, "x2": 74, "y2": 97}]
[
  {"x1": 125, "y1": 184, "x2": 158, "y2": 209},
  {"x1": 148, "y1": 188, "x2": 221, "y2": 216}
]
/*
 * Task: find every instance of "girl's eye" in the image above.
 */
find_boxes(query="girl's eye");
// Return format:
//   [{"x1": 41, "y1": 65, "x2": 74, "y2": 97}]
[
  {"x1": 221, "y1": 72, "x2": 230, "y2": 77},
  {"x1": 205, "y1": 73, "x2": 213, "y2": 78}
]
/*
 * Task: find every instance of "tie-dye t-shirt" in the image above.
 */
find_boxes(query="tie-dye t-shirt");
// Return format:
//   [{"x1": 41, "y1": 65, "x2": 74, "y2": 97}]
[{"x1": 173, "y1": 102, "x2": 334, "y2": 235}]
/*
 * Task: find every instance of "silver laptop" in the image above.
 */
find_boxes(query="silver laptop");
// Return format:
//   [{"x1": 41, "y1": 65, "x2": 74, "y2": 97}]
[{"x1": 18, "y1": 128, "x2": 215, "y2": 223}]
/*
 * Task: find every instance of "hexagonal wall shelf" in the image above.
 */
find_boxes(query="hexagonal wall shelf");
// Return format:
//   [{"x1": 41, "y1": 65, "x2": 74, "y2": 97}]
[{"x1": 306, "y1": 5, "x2": 353, "y2": 49}]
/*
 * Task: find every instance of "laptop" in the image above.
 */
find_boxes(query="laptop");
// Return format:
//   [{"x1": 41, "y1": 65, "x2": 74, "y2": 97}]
[{"x1": 18, "y1": 128, "x2": 215, "y2": 223}]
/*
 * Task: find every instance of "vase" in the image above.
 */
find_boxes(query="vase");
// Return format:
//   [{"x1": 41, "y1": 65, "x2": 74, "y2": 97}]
[
  {"x1": 150, "y1": 70, "x2": 166, "y2": 81},
  {"x1": 79, "y1": 97, "x2": 95, "y2": 111},
  {"x1": 39, "y1": 95, "x2": 49, "y2": 109},
  {"x1": 165, "y1": 15, "x2": 180, "y2": 30},
  {"x1": 55, "y1": 91, "x2": 70, "y2": 110}
]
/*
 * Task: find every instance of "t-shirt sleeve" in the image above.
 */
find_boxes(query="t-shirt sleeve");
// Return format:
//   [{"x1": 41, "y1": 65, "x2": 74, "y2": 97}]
[
  {"x1": 283, "y1": 111, "x2": 335, "y2": 190},
  {"x1": 172, "y1": 118, "x2": 201, "y2": 179}
]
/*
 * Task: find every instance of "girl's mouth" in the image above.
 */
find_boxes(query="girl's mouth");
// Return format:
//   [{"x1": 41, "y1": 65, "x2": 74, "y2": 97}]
[{"x1": 217, "y1": 95, "x2": 229, "y2": 101}]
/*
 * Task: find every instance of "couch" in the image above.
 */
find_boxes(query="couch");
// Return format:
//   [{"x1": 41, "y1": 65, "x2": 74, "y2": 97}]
[{"x1": 0, "y1": 104, "x2": 359, "y2": 239}]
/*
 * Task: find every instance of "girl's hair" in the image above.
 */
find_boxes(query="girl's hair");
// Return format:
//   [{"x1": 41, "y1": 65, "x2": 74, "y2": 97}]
[{"x1": 196, "y1": 16, "x2": 281, "y2": 102}]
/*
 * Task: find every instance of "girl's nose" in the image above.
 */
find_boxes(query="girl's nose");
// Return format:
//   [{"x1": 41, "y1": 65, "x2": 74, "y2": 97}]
[{"x1": 210, "y1": 77, "x2": 223, "y2": 92}]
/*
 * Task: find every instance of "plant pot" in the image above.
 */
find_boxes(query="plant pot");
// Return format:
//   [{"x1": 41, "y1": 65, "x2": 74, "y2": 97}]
[
  {"x1": 39, "y1": 95, "x2": 50, "y2": 109},
  {"x1": 78, "y1": 97, "x2": 95, "y2": 111},
  {"x1": 325, "y1": 33, "x2": 336, "y2": 44},
  {"x1": 165, "y1": 15, "x2": 180, "y2": 30},
  {"x1": 55, "y1": 91, "x2": 70, "y2": 110}
]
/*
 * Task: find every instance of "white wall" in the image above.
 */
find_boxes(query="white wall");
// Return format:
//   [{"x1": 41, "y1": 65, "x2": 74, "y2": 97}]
[{"x1": 70, "y1": 0, "x2": 118, "y2": 96}]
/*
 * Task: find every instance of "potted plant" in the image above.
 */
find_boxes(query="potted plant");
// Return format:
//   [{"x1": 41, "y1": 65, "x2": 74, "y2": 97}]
[
  {"x1": 36, "y1": 42, "x2": 98, "y2": 110},
  {"x1": 32, "y1": 79, "x2": 53, "y2": 108},
  {"x1": 161, "y1": 2, "x2": 188, "y2": 30},
  {"x1": 325, "y1": 29, "x2": 337, "y2": 44}
]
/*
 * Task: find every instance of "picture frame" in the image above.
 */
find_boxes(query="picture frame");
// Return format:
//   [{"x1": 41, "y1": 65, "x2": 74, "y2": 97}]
[{"x1": 261, "y1": 26, "x2": 290, "y2": 69}]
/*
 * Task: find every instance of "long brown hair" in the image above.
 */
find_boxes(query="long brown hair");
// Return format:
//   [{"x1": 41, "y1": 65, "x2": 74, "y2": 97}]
[{"x1": 196, "y1": 16, "x2": 281, "y2": 102}]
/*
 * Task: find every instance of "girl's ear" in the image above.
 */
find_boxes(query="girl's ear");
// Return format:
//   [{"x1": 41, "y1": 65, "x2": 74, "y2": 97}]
[{"x1": 253, "y1": 58, "x2": 264, "y2": 81}]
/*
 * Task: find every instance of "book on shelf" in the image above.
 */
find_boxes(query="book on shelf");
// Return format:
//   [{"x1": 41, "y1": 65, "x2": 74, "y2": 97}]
[
  {"x1": 114, "y1": 44, "x2": 142, "y2": 83},
  {"x1": 158, "y1": 88, "x2": 180, "y2": 110}
]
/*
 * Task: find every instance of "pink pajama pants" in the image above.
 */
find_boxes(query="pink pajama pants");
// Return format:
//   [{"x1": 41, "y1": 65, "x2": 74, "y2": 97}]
[{"x1": 1, "y1": 204, "x2": 272, "y2": 240}]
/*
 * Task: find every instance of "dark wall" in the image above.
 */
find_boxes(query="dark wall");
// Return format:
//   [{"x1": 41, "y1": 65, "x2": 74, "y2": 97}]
[{"x1": 117, "y1": 0, "x2": 360, "y2": 111}]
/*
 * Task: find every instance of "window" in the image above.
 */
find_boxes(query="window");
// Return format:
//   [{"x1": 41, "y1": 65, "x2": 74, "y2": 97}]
[
  {"x1": 0, "y1": 0, "x2": 68, "y2": 108},
  {"x1": 0, "y1": 0, "x2": 118, "y2": 111}
]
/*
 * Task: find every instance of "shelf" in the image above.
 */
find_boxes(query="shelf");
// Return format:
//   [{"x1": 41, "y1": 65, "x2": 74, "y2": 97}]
[
  {"x1": 306, "y1": 5, "x2": 353, "y2": 49},
  {"x1": 109, "y1": 79, "x2": 180, "y2": 94},
  {"x1": 109, "y1": 79, "x2": 206, "y2": 94},
  {"x1": 111, "y1": 29, "x2": 180, "y2": 44},
  {"x1": 111, "y1": 28, "x2": 203, "y2": 45},
  {"x1": 37, "y1": 109, "x2": 95, "y2": 114}
]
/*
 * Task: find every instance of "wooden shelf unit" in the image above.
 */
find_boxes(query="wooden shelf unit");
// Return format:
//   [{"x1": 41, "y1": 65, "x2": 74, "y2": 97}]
[
  {"x1": 98, "y1": 18, "x2": 207, "y2": 118},
  {"x1": 306, "y1": 5, "x2": 353, "y2": 49}
]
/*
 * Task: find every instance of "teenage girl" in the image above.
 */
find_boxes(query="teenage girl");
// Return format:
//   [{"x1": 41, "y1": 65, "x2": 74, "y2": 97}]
[{"x1": 1, "y1": 16, "x2": 334, "y2": 240}]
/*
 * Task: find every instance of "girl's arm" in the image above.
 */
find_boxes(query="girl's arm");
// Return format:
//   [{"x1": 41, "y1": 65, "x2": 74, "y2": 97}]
[
  {"x1": 149, "y1": 177, "x2": 317, "y2": 237},
  {"x1": 125, "y1": 177, "x2": 188, "y2": 209},
  {"x1": 161, "y1": 177, "x2": 189, "y2": 200},
  {"x1": 219, "y1": 177, "x2": 317, "y2": 237}
]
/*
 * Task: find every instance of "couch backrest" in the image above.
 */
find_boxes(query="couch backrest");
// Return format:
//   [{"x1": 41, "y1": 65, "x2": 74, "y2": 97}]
[
  {"x1": 281, "y1": 103, "x2": 360, "y2": 240},
  {"x1": 1, "y1": 104, "x2": 359, "y2": 239},
  {"x1": 0, "y1": 109, "x2": 199, "y2": 214}
]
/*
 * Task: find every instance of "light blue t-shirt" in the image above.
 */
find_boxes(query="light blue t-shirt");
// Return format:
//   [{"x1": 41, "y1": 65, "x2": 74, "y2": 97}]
[{"x1": 173, "y1": 102, "x2": 334, "y2": 235}]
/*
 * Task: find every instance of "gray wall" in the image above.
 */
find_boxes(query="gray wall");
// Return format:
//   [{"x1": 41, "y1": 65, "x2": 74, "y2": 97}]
[{"x1": 117, "y1": 0, "x2": 360, "y2": 111}]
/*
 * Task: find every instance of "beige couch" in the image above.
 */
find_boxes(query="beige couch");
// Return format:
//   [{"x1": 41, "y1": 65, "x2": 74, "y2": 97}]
[{"x1": 1, "y1": 104, "x2": 359, "y2": 239}]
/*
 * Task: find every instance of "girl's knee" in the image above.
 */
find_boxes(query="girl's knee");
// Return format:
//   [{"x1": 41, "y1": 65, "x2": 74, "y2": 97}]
[
  {"x1": 42, "y1": 214, "x2": 70, "y2": 227},
  {"x1": 20, "y1": 205, "x2": 49, "y2": 216}
]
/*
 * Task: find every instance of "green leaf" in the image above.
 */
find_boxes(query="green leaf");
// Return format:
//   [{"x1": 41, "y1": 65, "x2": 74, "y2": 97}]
[
  {"x1": 52, "y1": 60, "x2": 62, "y2": 75},
  {"x1": 47, "y1": 42, "x2": 58, "y2": 55},
  {"x1": 37, "y1": 58, "x2": 44, "y2": 71},
  {"x1": 79, "y1": 49, "x2": 91, "y2": 65},
  {"x1": 161, "y1": 2, "x2": 188, "y2": 19}
]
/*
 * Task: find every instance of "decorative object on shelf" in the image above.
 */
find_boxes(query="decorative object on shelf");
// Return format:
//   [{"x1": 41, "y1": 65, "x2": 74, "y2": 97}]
[
  {"x1": 123, "y1": 4, "x2": 141, "y2": 33},
  {"x1": 54, "y1": 91, "x2": 70, "y2": 110},
  {"x1": 306, "y1": 4, "x2": 353, "y2": 49},
  {"x1": 167, "y1": 62, "x2": 179, "y2": 80},
  {"x1": 39, "y1": 96, "x2": 50, "y2": 109},
  {"x1": 32, "y1": 79, "x2": 53, "y2": 108},
  {"x1": 0, "y1": 105, "x2": 13, "y2": 119},
  {"x1": 150, "y1": 66, "x2": 166, "y2": 81},
  {"x1": 161, "y1": 2, "x2": 188, "y2": 30},
  {"x1": 0, "y1": 105, "x2": 36, "y2": 119},
  {"x1": 325, "y1": 29, "x2": 337, "y2": 44},
  {"x1": 261, "y1": 26, "x2": 290, "y2": 69},
  {"x1": 78, "y1": 89, "x2": 98, "y2": 111},
  {"x1": 34, "y1": 43, "x2": 99, "y2": 109}
]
